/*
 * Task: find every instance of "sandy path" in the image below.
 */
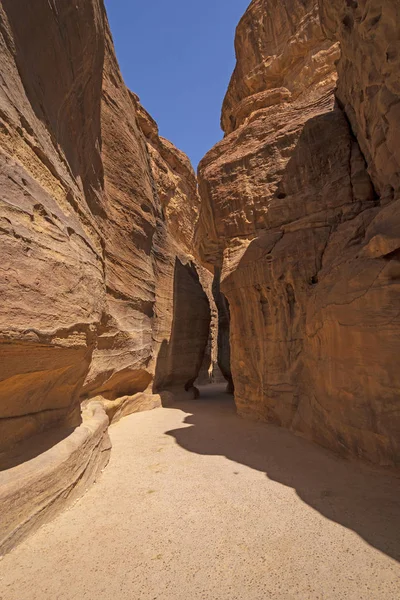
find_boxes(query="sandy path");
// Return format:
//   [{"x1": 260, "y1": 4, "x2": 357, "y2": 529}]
[{"x1": 1, "y1": 385, "x2": 399, "y2": 600}]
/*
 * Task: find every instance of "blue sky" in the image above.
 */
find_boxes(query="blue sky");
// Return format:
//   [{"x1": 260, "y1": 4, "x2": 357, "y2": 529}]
[{"x1": 104, "y1": 0, "x2": 250, "y2": 169}]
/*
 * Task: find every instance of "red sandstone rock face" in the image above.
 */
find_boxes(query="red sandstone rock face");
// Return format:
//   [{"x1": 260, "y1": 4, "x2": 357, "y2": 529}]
[
  {"x1": 0, "y1": 0, "x2": 212, "y2": 454},
  {"x1": 0, "y1": 0, "x2": 107, "y2": 451},
  {"x1": 221, "y1": 0, "x2": 339, "y2": 134},
  {"x1": 198, "y1": 0, "x2": 400, "y2": 466},
  {"x1": 131, "y1": 96, "x2": 217, "y2": 394},
  {"x1": 319, "y1": 0, "x2": 400, "y2": 201},
  {"x1": 1, "y1": 0, "x2": 398, "y2": 469}
]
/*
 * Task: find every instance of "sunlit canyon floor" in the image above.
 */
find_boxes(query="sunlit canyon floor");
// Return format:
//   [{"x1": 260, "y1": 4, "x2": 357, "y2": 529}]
[{"x1": 1, "y1": 384, "x2": 399, "y2": 600}]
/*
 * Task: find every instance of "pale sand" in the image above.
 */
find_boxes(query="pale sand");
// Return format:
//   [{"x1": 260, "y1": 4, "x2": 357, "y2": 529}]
[{"x1": 1, "y1": 384, "x2": 399, "y2": 600}]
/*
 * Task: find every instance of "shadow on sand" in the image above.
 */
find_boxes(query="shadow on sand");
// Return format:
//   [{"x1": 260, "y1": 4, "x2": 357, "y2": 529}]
[{"x1": 165, "y1": 384, "x2": 400, "y2": 563}]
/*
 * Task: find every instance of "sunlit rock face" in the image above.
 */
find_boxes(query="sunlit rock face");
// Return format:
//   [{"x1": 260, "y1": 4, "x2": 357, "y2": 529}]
[
  {"x1": 319, "y1": 0, "x2": 400, "y2": 202},
  {"x1": 0, "y1": 0, "x2": 213, "y2": 454},
  {"x1": 197, "y1": 0, "x2": 400, "y2": 466},
  {"x1": 0, "y1": 0, "x2": 398, "y2": 468}
]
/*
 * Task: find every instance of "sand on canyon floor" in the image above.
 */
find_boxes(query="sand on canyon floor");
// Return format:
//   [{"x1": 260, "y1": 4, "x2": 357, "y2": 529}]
[{"x1": 1, "y1": 384, "x2": 399, "y2": 600}]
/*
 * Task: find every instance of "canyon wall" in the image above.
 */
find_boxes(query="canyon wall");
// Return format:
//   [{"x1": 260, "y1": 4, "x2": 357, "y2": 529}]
[
  {"x1": 0, "y1": 0, "x2": 213, "y2": 457},
  {"x1": 1, "y1": 0, "x2": 398, "y2": 472},
  {"x1": 198, "y1": 0, "x2": 400, "y2": 466}
]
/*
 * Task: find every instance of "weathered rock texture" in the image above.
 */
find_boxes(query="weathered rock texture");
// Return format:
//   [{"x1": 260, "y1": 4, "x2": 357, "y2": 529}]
[
  {"x1": 0, "y1": 400, "x2": 110, "y2": 556},
  {"x1": 319, "y1": 0, "x2": 400, "y2": 202},
  {"x1": 198, "y1": 0, "x2": 400, "y2": 466},
  {"x1": 0, "y1": 0, "x2": 214, "y2": 458},
  {"x1": 131, "y1": 98, "x2": 215, "y2": 394}
]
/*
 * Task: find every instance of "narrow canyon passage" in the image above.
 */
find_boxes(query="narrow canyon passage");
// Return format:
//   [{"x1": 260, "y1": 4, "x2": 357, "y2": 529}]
[
  {"x1": 1, "y1": 0, "x2": 400, "y2": 596},
  {"x1": 1, "y1": 385, "x2": 399, "y2": 600}
]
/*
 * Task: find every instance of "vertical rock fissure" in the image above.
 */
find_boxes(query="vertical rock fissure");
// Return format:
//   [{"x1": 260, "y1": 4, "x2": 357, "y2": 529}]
[{"x1": 212, "y1": 268, "x2": 234, "y2": 393}]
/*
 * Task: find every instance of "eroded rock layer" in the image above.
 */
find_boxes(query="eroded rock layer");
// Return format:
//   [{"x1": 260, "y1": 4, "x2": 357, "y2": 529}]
[
  {"x1": 0, "y1": 0, "x2": 213, "y2": 455},
  {"x1": 197, "y1": 0, "x2": 400, "y2": 466}
]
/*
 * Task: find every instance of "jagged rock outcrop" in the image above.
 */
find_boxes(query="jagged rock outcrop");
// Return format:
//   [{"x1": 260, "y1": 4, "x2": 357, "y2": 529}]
[
  {"x1": 0, "y1": 0, "x2": 213, "y2": 459},
  {"x1": 197, "y1": 0, "x2": 400, "y2": 466},
  {"x1": 319, "y1": 0, "x2": 400, "y2": 202}
]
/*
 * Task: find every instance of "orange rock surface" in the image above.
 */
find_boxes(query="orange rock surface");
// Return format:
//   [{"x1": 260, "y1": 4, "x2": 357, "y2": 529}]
[
  {"x1": 0, "y1": 1, "x2": 213, "y2": 455},
  {"x1": 197, "y1": 0, "x2": 400, "y2": 466},
  {"x1": 0, "y1": 0, "x2": 399, "y2": 470}
]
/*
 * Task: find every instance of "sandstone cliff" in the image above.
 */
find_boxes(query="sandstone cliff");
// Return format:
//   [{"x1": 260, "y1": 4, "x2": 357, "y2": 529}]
[
  {"x1": 1, "y1": 0, "x2": 398, "y2": 477},
  {"x1": 197, "y1": 0, "x2": 400, "y2": 466},
  {"x1": 0, "y1": 0, "x2": 213, "y2": 456}
]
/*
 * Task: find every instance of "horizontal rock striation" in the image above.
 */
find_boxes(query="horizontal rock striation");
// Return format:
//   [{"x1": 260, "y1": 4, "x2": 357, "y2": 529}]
[
  {"x1": 1, "y1": 0, "x2": 398, "y2": 557},
  {"x1": 131, "y1": 97, "x2": 216, "y2": 395},
  {"x1": 0, "y1": 0, "x2": 219, "y2": 552},
  {"x1": 0, "y1": 401, "x2": 111, "y2": 556},
  {"x1": 0, "y1": 1, "x2": 215, "y2": 462},
  {"x1": 0, "y1": 0, "x2": 107, "y2": 452},
  {"x1": 197, "y1": 0, "x2": 400, "y2": 466}
]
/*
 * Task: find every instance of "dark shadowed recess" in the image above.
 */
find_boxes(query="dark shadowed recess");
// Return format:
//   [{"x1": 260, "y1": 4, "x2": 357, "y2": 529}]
[
  {"x1": 166, "y1": 385, "x2": 400, "y2": 563},
  {"x1": 154, "y1": 258, "x2": 211, "y2": 395},
  {"x1": 212, "y1": 268, "x2": 234, "y2": 393}
]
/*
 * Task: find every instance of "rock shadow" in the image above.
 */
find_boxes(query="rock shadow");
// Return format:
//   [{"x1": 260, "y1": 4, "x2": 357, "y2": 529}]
[
  {"x1": 212, "y1": 268, "x2": 234, "y2": 393},
  {"x1": 0, "y1": 425, "x2": 74, "y2": 471},
  {"x1": 165, "y1": 385, "x2": 400, "y2": 563},
  {"x1": 1, "y1": 0, "x2": 106, "y2": 215},
  {"x1": 154, "y1": 258, "x2": 211, "y2": 397}
]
